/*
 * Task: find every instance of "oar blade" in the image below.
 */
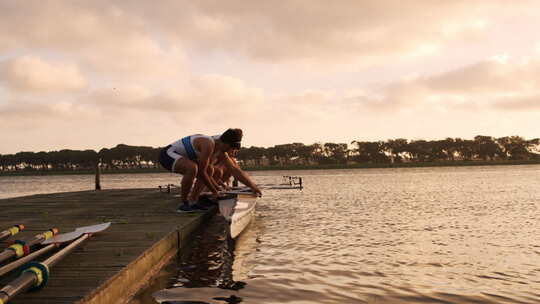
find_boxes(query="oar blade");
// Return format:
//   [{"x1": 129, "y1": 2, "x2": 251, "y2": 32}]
[
  {"x1": 41, "y1": 231, "x2": 83, "y2": 245},
  {"x1": 74, "y1": 222, "x2": 111, "y2": 234},
  {"x1": 41, "y1": 222, "x2": 111, "y2": 245}
]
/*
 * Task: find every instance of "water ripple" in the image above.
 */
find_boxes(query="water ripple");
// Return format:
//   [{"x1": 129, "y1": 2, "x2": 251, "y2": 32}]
[{"x1": 154, "y1": 166, "x2": 540, "y2": 303}]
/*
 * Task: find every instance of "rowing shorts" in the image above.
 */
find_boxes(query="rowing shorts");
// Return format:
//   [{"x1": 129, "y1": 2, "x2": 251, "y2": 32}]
[{"x1": 159, "y1": 145, "x2": 182, "y2": 172}]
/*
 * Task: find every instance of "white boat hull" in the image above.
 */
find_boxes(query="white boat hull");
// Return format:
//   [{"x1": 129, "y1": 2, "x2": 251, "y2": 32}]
[{"x1": 219, "y1": 194, "x2": 257, "y2": 238}]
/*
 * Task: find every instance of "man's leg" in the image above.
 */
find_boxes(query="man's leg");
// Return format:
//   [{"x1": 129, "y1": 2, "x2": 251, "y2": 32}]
[{"x1": 173, "y1": 158, "x2": 198, "y2": 204}]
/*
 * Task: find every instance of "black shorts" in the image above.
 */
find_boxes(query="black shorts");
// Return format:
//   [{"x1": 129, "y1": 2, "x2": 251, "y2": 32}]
[{"x1": 159, "y1": 145, "x2": 180, "y2": 172}]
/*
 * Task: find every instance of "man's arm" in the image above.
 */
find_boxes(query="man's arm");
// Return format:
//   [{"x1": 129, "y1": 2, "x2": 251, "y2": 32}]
[
  {"x1": 195, "y1": 140, "x2": 219, "y2": 196},
  {"x1": 216, "y1": 177, "x2": 230, "y2": 190},
  {"x1": 221, "y1": 153, "x2": 262, "y2": 196},
  {"x1": 205, "y1": 164, "x2": 222, "y2": 190}
]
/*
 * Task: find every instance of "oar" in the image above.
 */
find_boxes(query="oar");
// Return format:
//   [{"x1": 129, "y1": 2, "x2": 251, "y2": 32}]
[
  {"x1": 261, "y1": 185, "x2": 303, "y2": 190},
  {"x1": 222, "y1": 190, "x2": 259, "y2": 196},
  {"x1": 0, "y1": 228, "x2": 59, "y2": 266},
  {"x1": 0, "y1": 223, "x2": 111, "y2": 277},
  {"x1": 227, "y1": 184, "x2": 302, "y2": 193},
  {"x1": 0, "y1": 225, "x2": 25, "y2": 242},
  {"x1": 0, "y1": 222, "x2": 111, "y2": 303}
]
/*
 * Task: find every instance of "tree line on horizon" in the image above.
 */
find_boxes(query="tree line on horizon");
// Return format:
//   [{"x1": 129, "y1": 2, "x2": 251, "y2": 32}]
[{"x1": 0, "y1": 135, "x2": 539, "y2": 172}]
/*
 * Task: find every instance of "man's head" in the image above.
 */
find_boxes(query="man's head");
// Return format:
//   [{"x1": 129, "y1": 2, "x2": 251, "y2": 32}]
[{"x1": 220, "y1": 128, "x2": 243, "y2": 150}]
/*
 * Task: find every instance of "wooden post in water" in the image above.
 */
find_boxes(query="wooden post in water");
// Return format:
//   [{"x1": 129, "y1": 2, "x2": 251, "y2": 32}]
[{"x1": 95, "y1": 159, "x2": 101, "y2": 191}]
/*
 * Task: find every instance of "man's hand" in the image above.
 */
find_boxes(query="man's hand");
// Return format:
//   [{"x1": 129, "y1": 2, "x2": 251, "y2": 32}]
[
  {"x1": 211, "y1": 191, "x2": 220, "y2": 201},
  {"x1": 217, "y1": 181, "x2": 231, "y2": 191},
  {"x1": 252, "y1": 186, "x2": 263, "y2": 197}
]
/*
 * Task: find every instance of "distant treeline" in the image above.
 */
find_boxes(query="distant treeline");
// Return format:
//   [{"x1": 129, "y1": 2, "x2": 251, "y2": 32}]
[{"x1": 1, "y1": 135, "x2": 539, "y2": 173}]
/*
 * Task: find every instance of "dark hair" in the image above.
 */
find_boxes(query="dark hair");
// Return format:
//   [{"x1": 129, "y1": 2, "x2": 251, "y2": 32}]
[{"x1": 220, "y1": 128, "x2": 243, "y2": 148}]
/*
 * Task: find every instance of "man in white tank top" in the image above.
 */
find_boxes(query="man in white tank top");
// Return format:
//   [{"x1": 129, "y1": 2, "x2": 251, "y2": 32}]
[{"x1": 159, "y1": 128, "x2": 262, "y2": 212}]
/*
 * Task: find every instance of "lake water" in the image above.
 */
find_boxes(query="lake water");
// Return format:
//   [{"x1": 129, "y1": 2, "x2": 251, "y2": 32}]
[{"x1": 2, "y1": 165, "x2": 540, "y2": 303}]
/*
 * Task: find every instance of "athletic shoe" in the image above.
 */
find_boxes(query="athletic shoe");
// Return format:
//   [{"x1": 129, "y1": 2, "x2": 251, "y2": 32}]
[{"x1": 176, "y1": 204, "x2": 199, "y2": 213}]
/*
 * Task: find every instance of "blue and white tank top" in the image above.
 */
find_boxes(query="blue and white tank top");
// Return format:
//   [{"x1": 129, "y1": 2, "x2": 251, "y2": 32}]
[{"x1": 169, "y1": 134, "x2": 220, "y2": 161}]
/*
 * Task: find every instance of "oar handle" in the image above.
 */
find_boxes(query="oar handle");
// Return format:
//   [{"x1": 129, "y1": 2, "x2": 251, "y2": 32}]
[
  {"x1": 0, "y1": 251, "x2": 15, "y2": 264},
  {"x1": 27, "y1": 228, "x2": 59, "y2": 247},
  {"x1": 0, "y1": 224, "x2": 110, "y2": 303},
  {"x1": 44, "y1": 233, "x2": 89, "y2": 268},
  {"x1": 0, "y1": 228, "x2": 58, "y2": 264},
  {"x1": 0, "y1": 244, "x2": 56, "y2": 277},
  {"x1": 0, "y1": 225, "x2": 25, "y2": 242},
  {"x1": 0, "y1": 234, "x2": 90, "y2": 303},
  {"x1": 0, "y1": 271, "x2": 37, "y2": 303},
  {"x1": 0, "y1": 290, "x2": 7, "y2": 303}
]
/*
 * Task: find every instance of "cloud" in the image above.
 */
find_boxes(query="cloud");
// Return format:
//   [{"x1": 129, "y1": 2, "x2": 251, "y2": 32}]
[
  {"x1": 422, "y1": 59, "x2": 540, "y2": 93},
  {"x1": 0, "y1": 73, "x2": 267, "y2": 152},
  {"x1": 0, "y1": 2, "x2": 187, "y2": 81},
  {"x1": 350, "y1": 56, "x2": 540, "y2": 111},
  {"x1": 0, "y1": 55, "x2": 87, "y2": 93},
  {"x1": 116, "y1": 0, "x2": 540, "y2": 65},
  {"x1": 1, "y1": 1, "x2": 540, "y2": 153},
  {"x1": 82, "y1": 74, "x2": 264, "y2": 116},
  {"x1": 0, "y1": 98, "x2": 99, "y2": 120},
  {"x1": 493, "y1": 95, "x2": 540, "y2": 110},
  {"x1": 1, "y1": 73, "x2": 265, "y2": 129},
  {"x1": 2, "y1": 1, "x2": 539, "y2": 69}
]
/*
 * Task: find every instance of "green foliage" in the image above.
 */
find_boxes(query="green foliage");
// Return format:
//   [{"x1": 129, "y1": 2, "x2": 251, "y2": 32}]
[
  {"x1": 1, "y1": 136, "x2": 539, "y2": 174},
  {"x1": 0, "y1": 144, "x2": 161, "y2": 172}
]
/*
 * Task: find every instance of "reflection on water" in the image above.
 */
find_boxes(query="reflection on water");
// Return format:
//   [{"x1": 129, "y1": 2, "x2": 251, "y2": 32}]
[
  {"x1": 151, "y1": 214, "x2": 251, "y2": 304},
  {"x1": 173, "y1": 216, "x2": 237, "y2": 291},
  {"x1": 129, "y1": 212, "x2": 246, "y2": 304},
  {"x1": 154, "y1": 165, "x2": 540, "y2": 304}
]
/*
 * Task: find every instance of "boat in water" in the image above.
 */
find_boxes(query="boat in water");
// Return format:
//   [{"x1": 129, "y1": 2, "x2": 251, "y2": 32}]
[
  {"x1": 219, "y1": 193, "x2": 257, "y2": 239},
  {"x1": 219, "y1": 176, "x2": 302, "y2": 238}
]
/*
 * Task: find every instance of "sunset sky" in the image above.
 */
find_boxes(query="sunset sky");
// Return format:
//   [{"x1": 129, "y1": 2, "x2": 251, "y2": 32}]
[{"x1": 1, "y1": 1, "x2": 539, "y2": 154}]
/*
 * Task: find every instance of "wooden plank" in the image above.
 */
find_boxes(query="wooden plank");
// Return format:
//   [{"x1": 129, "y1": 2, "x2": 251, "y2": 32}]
[{"x1": 0, "y1": 188, "x2": 214, "y2": 304}]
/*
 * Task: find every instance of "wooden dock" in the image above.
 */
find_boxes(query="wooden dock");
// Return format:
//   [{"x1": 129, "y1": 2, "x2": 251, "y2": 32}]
[{"x1": 0, "y1": 188, "x2": 213, "y2": 304}]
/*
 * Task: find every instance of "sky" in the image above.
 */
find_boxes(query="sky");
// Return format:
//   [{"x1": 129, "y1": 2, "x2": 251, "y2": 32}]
[{"x1": 1, "y1": 1, "x2": 539, "y2": 154}]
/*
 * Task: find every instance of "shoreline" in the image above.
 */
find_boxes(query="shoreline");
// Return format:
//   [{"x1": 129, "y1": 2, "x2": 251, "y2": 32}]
[{"x1": 1, "y1": 159, "x2": 539, "y2": 176}]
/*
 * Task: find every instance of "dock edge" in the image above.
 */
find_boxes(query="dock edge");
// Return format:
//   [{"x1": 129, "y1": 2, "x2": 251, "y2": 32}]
[{"x1": 76, "y1": 211, "x2": 214, "y2": 304}]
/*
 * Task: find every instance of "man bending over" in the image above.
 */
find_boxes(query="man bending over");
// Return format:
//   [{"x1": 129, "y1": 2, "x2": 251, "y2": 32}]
[{"x1": 159, "y1": 128, "x2": 262, "y2": 212}]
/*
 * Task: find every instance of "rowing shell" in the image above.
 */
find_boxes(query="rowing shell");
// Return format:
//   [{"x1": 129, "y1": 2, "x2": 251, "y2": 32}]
[{"x1": 219, "y1": 194, "x2": 257, "y2": 239}]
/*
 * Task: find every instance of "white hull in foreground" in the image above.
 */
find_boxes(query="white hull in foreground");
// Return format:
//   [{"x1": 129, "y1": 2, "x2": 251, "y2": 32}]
[{"x1": 219, "y1": 194, "x2": 257, "y2": 239}]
